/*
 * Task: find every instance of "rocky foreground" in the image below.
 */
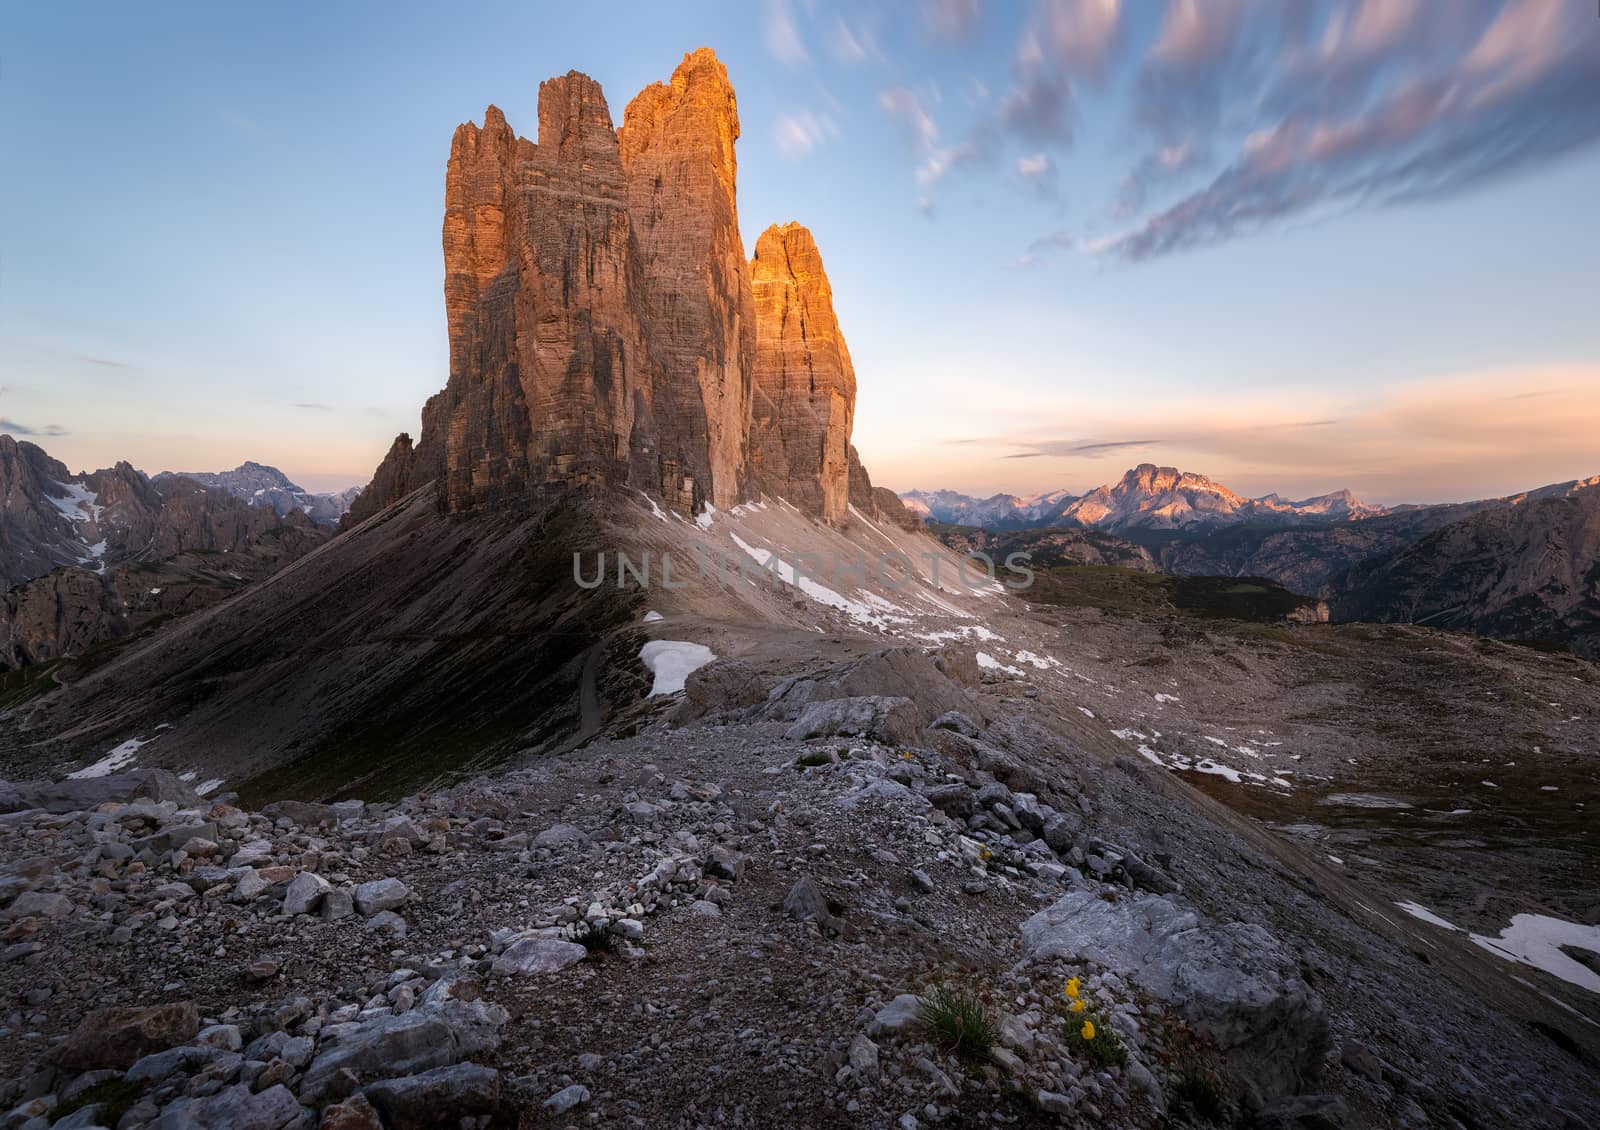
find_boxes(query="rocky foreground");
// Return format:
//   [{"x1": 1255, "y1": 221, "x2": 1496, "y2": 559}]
[{"x1": 2, "y1": 648, "x2": 1595, "y2": 1129}]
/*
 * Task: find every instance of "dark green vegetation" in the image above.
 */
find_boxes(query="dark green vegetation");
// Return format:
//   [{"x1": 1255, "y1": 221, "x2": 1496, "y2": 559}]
[
  {"x1": 916, "y1": 984, "x2": 996, "y2": 1058},
  {"x1": 929, "y1": 523, "x2": 1157, "y2": 572},
  {"x1": 573, "y1": 921, "x2": 620, "y2": 960},
  {"x1": 1062, "y1": 1010, "x2": 1128, "y2": 1068},
  {"x1": 1022, "y1": 565, "x2": 1323, "y2": 624}
]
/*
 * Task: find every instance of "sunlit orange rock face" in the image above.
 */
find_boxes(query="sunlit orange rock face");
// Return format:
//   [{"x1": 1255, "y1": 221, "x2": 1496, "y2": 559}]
[
  {"x1": 749, "y1": 222, "x2": 856, "y2": 525},
  {"x1": 355, "y1": 47, "x2": 904, "y2": 526},
  {"x1": 619, "y1": 48, "x2": 753, "y2": 512}
]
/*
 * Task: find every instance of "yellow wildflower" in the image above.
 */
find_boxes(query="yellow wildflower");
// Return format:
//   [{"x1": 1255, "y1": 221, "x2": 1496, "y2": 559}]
[
  {"x1": 1064, "y1": 977, "x2": 1080, "y2": 1000},
  {"x1": 1070, "y1": 1000, "x2": 1085, "y2": 1013},
  {"x1": 1081, "y1": 1020, "x2": 1096, "y2": 1041}
]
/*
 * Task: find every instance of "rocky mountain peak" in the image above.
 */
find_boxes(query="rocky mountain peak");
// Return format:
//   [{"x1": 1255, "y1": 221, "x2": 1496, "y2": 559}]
[
  {"x1": 749, "y1": 222, "x2": 856, "y2": 524},
  {"x1": 351, "y1": 47, "x2": 890, "y2": 528},
  {"x1": 1117, "y1": 463, "x2": 1240, "y2": 502}
]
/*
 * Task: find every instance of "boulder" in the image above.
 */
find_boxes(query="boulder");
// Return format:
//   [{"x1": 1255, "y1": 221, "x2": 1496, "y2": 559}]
[
  {"x1": 683, "y1": 658, "x2": 766, "y2": 712},
  {"x1": 149, "y1": 1082, "x2": 304, "y2": 1129},
  {"x1": 1020, "y1": 891, "x2": 1327, "y2": 1101},
  {"x1": 784, "y1": 696, "x2": 920, "y2": 747},
  {"x1": 491, "y1": 937, "x2": 587, "y2": 977},
  {"x1": 260, "y1": 800, "x2": 337, "y2": 828},
  {"x1": 363, "y1": 1063, "x2": 502, "y2": 1130},
  {"x1": 534, "y1": 823, "x2": 590, "y2": 849},
  {"x1": 353, "y1": 878, "x2": 409, "y2": 917},
  {"x1": 54, "y1": 1001, "x2": 201, "y2": 1071},
  {"x1": 282, "y1": 872, "x2": 331, "y2": 915},
  {"x1": 782, "y1": 875, "x2": 840, "y2": 934},
  {"x1": 0, "y1": 769, "x2": 203, "y2": 815},
  {"x1": 317, "y1": 1093, "x2": 384, "y2": 1130},
  {"x1": 299, "y1": 999, "x2": 508, "y2": 1102}
]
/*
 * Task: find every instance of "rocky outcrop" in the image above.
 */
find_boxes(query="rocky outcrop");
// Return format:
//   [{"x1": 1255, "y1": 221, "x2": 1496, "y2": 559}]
[
  {"x1": 1, "y1": 437, "x2": 329, "y2": 594},
  {"x1": 432, "y1": 80, "x2": 660, "y2": 512},
  {"x1": 620, "y1": 48, "x2": 753, "y2": 511},
  {"x1": 1328, "y1": 482, "x2": 1600, "y2": 657},
  {"x1": 0, "y1": 436, "x2": 87, "y2": 587},
  {"x1": 749, "y1": 223, "x2": 854, "y2": 523},
  {"x1": 1021, "y1": 890, "x2": 1329, "y2": 1103},
  {"x1": 353, "y1": 48, "x2": 891, "y2": 526},
  {"x1": 343, "y1": 433, "x2": 428, "y2": 529}
]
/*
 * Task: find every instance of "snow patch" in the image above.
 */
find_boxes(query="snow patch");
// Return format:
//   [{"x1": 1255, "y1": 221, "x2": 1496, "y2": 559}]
[
  {"x1": 695, "y1": 504, "x2": 717, "y2": 529},
  {"x1": 729, "y1": 533, "x2": 908, "y2": 631},
  {"x1": 975, "y1": 651, "x2": 1025, "y2": 676},
  {"x1": 1395, "y1": 901, "x2": 1462, "y2": 932},
  {"x1": 639, "y1": 640, "x2": 716, "y2": 697},
  {"x1": 195, "y1": 778, "x2": 225, "y2": 797},
  {"x1": 642, "y1": 610, "x2": 665, "y2": 623},
  {"x1": 67, "y1": 736, "x2": 156, "y2": 779},
  {"x1": 1470, "y1": 914, "x2": 1600, "y2": 996}
]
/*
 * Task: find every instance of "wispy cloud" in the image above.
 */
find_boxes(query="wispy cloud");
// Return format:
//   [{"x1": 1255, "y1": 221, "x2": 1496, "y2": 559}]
[
  {"x1": 775, "y1": 111, "x2": 839, "y2": 159},
  {"x1": 293, "y1": 402, "x2": 333, "y2": 411},
  {"x1": 924, "y1": 0, "x2": 982, "y2": 43},
  {"x1": 1104, "y1": 0, "x2": 1600, "y2": 259},
  {"x1": 0, "y1": 417, "x2": 68, "y2": 438},
  {"x1": 764, "y1": 0, "x2": 811, "y2": 66},
  {"x1": 831, "y1": 16, "x2": 883, "y2": 64},
  {"x1": 1003, "y1": 437, "x2": 1155, "y2": 457},
  {"x1": 1014, "y1": 228, "x2": 1073, "y2": 267}
]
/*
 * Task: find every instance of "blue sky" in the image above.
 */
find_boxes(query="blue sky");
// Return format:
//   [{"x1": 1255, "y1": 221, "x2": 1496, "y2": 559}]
[{"x1": 3, "y1": 0, "x2": 1597, "y2": 504}]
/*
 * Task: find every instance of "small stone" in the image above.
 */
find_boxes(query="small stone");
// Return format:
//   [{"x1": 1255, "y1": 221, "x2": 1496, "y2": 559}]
[
  {"x1": 365, "y1": 910, "x2": 408, "y2": 938},
  {"x1": 246, "y1": 958, "x2": 280, "y2": 982},
  {"x1": 1037, "y1": 1090, "x2": 1073, "y2": 1115},
  {"x1": 544, "y1": 1083, "x2": 591, "y2": 1115},
  {"x1": 869, "y1": 994, "x2": 923, "y2": 1038},
  {"x1": 282, "y1": 872, "x2": 331, "y2": 915},
  {"x1": 848, "y1": 1034, "x2": 880, "y2": 1077},
  {"x1": 354, "y1": 878, "x2": 410, "y2": 916}
]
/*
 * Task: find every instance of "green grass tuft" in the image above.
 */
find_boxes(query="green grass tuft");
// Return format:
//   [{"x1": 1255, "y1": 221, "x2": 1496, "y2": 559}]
[
  {"x1": 572, "y1": 921, "x2": 619, "y2": 959},
  {"x1": 917, "y1": 984, "x2": 996, "y2": 1057}
]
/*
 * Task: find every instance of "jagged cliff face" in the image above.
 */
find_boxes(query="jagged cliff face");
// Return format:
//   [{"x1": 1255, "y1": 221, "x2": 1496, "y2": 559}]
[
  {"x1": 1, "y1": 437, "x2": 324, "y2": 591},
  {"x1": 354, "y1": 48, "x2": 891, "y2": 527},
  {"x1": 620, "y1": 49, "x2": 752, "y2": 511},
  {"x1": 749, "y1": 222, "x2": 855, "y2": 524},
  {"x1": 1328, "y1": 484, "x2": 1600, "y2": 657}
]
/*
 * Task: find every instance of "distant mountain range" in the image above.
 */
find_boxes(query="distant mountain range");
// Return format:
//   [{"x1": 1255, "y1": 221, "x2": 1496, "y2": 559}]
[
  {"x1": 911, "y1": 463, "x2": 1600, "y2": 657},
  {"x1": 0, "y1": 437, "x2": 331, "y2": 667},
  {"x1": 154, "y1": 462, "x2": 360, "y2": 528},
  {"x1": 902, "y1": 464, "x2": 1386, "y2": 532}
]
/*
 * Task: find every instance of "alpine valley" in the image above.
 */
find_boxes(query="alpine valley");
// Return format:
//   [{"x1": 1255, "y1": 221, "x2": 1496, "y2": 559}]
[
  {"x1": 0, "y1": 45, "x2": 1596, "y2": 1130},
  {"x1": 907, "y1": 465, "x2": 1600, "y2": 659}
]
